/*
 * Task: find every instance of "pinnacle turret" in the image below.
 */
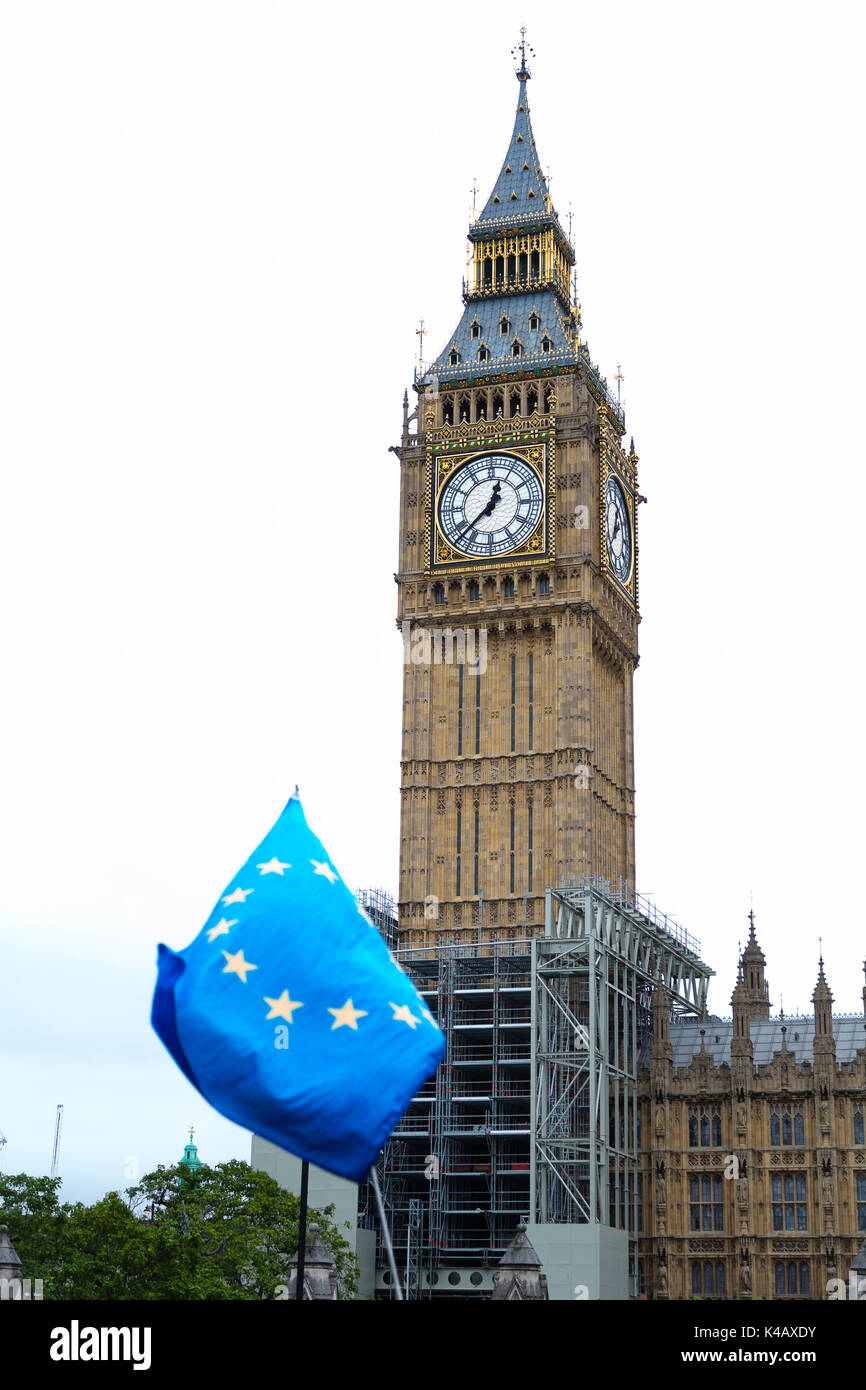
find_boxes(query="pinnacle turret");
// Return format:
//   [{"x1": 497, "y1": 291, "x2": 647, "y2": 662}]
[
  {"x1": 812, "y1": 953, "x2": 835, "y2": 1057},
  {"x1": 731, "y1": 912, "x2": 771, "y2": 1020}
]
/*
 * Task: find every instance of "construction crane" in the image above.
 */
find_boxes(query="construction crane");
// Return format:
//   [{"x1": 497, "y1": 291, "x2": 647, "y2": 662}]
[{"x1": 50, "y1": 1104, "x2": 63, "y2": 1179}]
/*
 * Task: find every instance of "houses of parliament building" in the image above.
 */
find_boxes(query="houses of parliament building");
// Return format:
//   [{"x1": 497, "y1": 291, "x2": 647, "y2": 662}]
[{"x1": 257, "y1": 38, "x2": 866, "y2": 1300}]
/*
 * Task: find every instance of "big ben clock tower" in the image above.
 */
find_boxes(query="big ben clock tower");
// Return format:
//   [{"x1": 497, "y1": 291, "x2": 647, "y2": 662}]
[{"x1": 395, "y1": 44, "x2": 640, "y2": 948}]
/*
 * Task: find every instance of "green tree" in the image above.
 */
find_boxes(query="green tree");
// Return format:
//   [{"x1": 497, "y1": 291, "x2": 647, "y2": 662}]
[{"x1": 0, "y1": 1160, "x2": 359, "y2": 1300}]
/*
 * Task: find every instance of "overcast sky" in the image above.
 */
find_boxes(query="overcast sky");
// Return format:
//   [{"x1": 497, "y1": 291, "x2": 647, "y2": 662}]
[{"x1": 2, "y1": 2, "x2": 864, "y2": 1205}]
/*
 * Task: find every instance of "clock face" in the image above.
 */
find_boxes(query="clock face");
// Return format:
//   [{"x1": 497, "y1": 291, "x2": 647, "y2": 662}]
[
  {"x1": 438, "y1": 453, "x2": 543, "y2": 558},
  {"x1": 605, "y1": 474, "x2": 632, "y2": 582}
]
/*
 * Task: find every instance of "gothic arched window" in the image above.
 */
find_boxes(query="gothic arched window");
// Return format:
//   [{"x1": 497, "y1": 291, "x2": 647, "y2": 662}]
[{"x1": 689, "y1": 1104, "x2": 721, "y2": 1148}]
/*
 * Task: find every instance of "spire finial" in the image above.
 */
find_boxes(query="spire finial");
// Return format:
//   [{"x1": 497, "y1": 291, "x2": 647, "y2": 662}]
[{"x1": 512, "y1": 27, "x2": 534, "y2": 80}]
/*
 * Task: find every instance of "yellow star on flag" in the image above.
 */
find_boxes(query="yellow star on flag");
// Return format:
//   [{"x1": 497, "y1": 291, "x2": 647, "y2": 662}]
[
  {"x1": 328, "y1": 999, "x2": 368, "y2": 1031},
  {"x1": 257, "y1": 857, "x2": 291, "y2": 876},
  {"x1": 222, "y1": 949, "x2": 258, "y2": 983},
  {"x1": 207, "y1": 918, "x2": 238, "y2": 942},
  {"x1": 264, "y1": 990, "x2": 304, "y2": 1023},
  {"x1": 311, "y1": 860, "x2": 339, "y2": 884},
  {"x1": 390, "y1": 1002, "x2": 420, "y2": 1029},
  {"x1": 223, "y1": 886, "x2": 254, "y2": 906}
]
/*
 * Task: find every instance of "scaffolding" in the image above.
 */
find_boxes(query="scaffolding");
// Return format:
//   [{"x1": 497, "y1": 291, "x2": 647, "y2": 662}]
[
  {"x1": 358, "y1": 881, "x2": 713, "y2": 1297},
  {"x1": 359, "y1": 935, "x2": 534, "y2": 1295},
  {"x1": 356, "y1": 887, "x2": 399, "y2": 951},
  {"x1": 533, "y1": 883, "x2": 713, "y2": 1283}
]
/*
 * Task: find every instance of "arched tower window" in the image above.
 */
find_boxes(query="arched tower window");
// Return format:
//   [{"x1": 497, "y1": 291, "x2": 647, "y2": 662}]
[
  {"x1": 509, "y1": 389, "x2": 521, "y2": 418},
  {"x1": 526, "y1": 388, "x2": 538, "y2": 414},
  {"x1": 449, "y1": 348, "x2": 460, "y2": 366},
  {"x1": 519, "y1": 252, "x2": 528, "y2": 281},
  {"x1": 500, "y1": 315, "x2": 510, "y2": 336},
  {"x1": 530, "y1": 249, "x2": 540, "y2": 278},
  {"x1": 442, "y1": 396, "x2": 454, "y2": 425},
  {"x1": 492, "y1": 389, "x2": 504, "y2": 419}
]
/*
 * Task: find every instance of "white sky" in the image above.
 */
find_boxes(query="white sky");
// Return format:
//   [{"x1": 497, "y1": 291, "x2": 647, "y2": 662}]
[{"x1": 2, "y1": 2, "x2": 864, "y2": 1204}]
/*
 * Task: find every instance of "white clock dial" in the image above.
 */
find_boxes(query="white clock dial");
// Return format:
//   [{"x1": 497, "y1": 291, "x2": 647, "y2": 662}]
[
  {"x1": 438, "y1": 453, "x2": 543, "y2": 558},
  {"x1": 605, "y1": 474, "x2": 632, "y2": 582}
]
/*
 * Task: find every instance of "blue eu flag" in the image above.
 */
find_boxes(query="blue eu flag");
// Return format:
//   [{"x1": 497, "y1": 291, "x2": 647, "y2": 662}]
[{"x1": 152, "y1": 791, "x2": 445, "y2": 1182}]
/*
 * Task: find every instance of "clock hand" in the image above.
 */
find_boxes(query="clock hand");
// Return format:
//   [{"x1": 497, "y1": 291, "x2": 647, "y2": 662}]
[{"x1": 456, "y1": 482, "x2": 502, "y2": 537}]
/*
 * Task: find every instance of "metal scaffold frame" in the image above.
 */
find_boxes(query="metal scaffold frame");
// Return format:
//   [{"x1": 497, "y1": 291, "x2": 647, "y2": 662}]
[
  {"x1": 532, "y1": 883, "x2": 713, "y2": 1260},
  {"x1": 359, "y1": 882, "x2": 712, "y2": 1295}
]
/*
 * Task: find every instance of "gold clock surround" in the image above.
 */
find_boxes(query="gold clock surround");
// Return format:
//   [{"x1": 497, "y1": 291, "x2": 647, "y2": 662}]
[
  {"x1": 598, "y1": 409, "x2": 638, "y2": 606},
  {"x1": 425, "y1": 421, "x2": 556, "y2": 575}
]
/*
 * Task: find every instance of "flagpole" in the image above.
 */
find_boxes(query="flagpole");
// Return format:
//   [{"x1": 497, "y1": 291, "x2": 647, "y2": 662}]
[
  {"x1": 294, "y1": 1158, "x2": 309, "y2": 1301},
  {"x1": 370, "y1": 1165, "x2": 403, "y2": 1300}
]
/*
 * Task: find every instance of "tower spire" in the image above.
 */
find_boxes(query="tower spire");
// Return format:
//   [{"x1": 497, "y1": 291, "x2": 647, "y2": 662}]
[
  {"x1": 812, "y1": 952, "x2": 835, "y2": 1059},
  {"x1": 512, "y1": 26, "x2": 534, "y2": 81}
]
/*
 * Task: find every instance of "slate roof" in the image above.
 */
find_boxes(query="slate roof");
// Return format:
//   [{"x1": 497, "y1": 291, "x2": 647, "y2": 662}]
[
  {"x1": 664, "y1": 1017, "x2": 866, "y2": 1069},
  {"x1": 473, "y1": 74, "x2": 567, "y2": 244},
  {"x1": 498, "y1": 1224, "x2": 543, "y2": 1268},
  {"x1": 428, "y1": 290, "x2": 577, "y2": 386}
]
